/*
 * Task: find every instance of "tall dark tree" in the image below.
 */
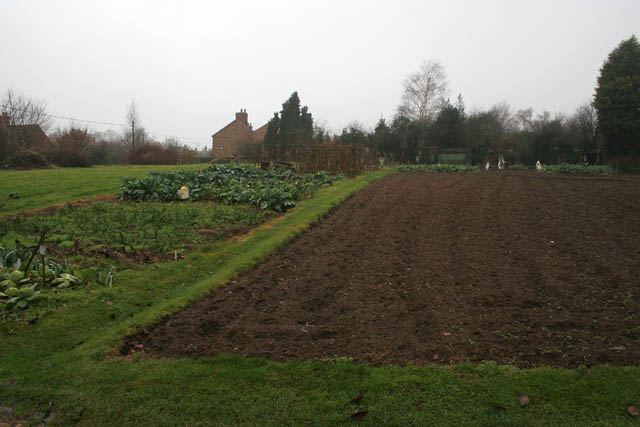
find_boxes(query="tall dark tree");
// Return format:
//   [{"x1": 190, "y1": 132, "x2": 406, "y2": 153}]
[
  {"x1": 264, "y1": 112, "x2": 282, "y2": 159},
  {"x1": 464, "y1": 109, "x2": 505, "y2": 162},
  {"x1": 372, "y1": 118, "x2": 394, "y2": 157},
  {"x1": 300, "y1": 106, "x2": 314, "y2": 143},
  {"x1": 594, "y1": 35, "x2": 640, "y2": 169},
  {"x1": 340, "y1": 122, "x2": 368, "y2": 146},
  {"x1": 427, "y1": 99, "x2": 465, "y2": 148},
  {"x1": 263, "y1": 91, "x2": 313, "y2": 160},
  {"x1": 390, "y1": 115, "x2": 427, "y2": 162}
]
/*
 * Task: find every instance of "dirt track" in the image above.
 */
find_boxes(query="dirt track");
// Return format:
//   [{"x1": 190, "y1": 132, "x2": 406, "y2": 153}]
[{"x1": 134, "y1": 172, "x2": 640, "y2": 367}]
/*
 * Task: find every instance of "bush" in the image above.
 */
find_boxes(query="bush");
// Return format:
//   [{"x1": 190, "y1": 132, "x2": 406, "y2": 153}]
[
  {"x1": 509, "y1": 163, "x2": 529, "y2": 170},
  {"x1": 48, "y1": 148, "x2": 90, "y2": 167},
  {"x1": 87, "y1": 140, "x2": 129, "y2": 165},
  {"x1": 540, "y1": 163, "x2": 616, "y2": 175},
  {"x1": 7, "y1": 150, "x2": 49, "y2": 169},
  {"x1": 126, "y1": 144, "x2": 178, "y2": 165},
  {"x1": 398, "y1": 163, "x2": 479, "y2": 173}
]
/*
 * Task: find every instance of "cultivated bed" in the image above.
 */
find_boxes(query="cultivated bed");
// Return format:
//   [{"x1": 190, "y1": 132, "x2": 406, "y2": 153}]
[{"x1": 132, "y1": 171, "x2": 640, "y2": 368}]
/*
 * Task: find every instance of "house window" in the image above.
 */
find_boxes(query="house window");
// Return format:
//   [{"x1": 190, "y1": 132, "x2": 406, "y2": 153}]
[{"x1": 219, "y1": 143, "x2": 224, "y2": 150}]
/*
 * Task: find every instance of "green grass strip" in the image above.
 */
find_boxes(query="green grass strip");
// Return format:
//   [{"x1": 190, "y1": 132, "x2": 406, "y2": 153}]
[{"x1": 0, "y1": 164, "x2": 210, "y2": 215}]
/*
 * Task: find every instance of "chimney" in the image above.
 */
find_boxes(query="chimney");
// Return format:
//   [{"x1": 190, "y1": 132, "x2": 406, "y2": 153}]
[
  {"x1": 235, "y1": 108, "x2": 248, "y2": 125},
  {"x1": 0, "y1": 112, "x2": 9, "y2": 130}
]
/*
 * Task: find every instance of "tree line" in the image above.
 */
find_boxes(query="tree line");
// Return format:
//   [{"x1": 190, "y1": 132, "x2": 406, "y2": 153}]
[
  {"x1": 338, "y1": 34, "x2": 638, "y2": 169},
  {"x1": 264, "y1": 36, "x2": 638, "y2": 170},
  {"x1": 2, "y1": 35, "x2": 638, "y2": 170},
  {"x1": 338, "y1": 98, "x2": 601, "y2": 166},
  {"x1": 0, "y1": 93, "x2": 209, "y2": 168}
]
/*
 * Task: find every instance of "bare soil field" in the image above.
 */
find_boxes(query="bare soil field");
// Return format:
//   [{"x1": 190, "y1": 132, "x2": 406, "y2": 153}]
[{"x1": 133, "y1": 171, "x2": 640, "y2": 367}]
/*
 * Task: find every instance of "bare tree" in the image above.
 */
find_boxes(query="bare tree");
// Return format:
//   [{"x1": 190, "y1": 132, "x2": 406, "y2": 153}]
[
  {"x1": 125, "y1": 99, "x2": 144, "y2": 148},
  {"x1": 514, "y1": 107, "x2": 534, "y2": 132},
  {"x1": 568, "y1": 102, "x2": 600, "y2": 155},
  {"x1": 1, "y1": 89, "x2": 53, "y2": 150},
  {"x1": 398, "y1": 59, "x2": 449, "y2": 123}
]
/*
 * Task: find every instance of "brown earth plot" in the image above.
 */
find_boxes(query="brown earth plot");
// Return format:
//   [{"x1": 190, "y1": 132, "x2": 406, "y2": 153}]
[{"x1": 132, "y1": 172, "x2": 640, "y2": 368}]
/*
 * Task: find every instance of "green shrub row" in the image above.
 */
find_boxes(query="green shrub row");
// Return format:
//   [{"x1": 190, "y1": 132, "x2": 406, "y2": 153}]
[
  {"x1": 509, "y1": 163, "x2": 529, "y2": 170},
  {"x1": 540, "y1": 164, "x2": 616, "y2": 175},
  {"x1": 118, "y1": 165, "x2": 344, "y2": 212},
  {"x1": 398, "y1": 163, "x2": 480, "y2": 173}
]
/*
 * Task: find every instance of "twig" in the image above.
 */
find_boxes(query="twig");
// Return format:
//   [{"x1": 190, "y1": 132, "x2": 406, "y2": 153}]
[{"x1": 23, "y1": 231, "x2": 46, "y2": 273}]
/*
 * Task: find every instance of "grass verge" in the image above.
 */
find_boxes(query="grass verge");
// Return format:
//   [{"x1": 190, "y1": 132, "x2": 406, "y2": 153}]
[
  {"x1": 0, "y1": 164, "x2": 210, "y2": 215},
  {"x1": 1, "y1": 167, "x2": 639, "y2": 425}
]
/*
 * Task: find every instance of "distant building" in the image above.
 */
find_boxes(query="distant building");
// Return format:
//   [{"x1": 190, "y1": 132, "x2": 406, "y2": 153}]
[
  {"x1": 0, "y1": 111, "x2": 51, "y2": 151},
  {"x1": 196, "y1": 146, "x2": 213, "y2": 162},
  {"x1": 211, "y1": 109, "x2": 267, "y2": 159}
]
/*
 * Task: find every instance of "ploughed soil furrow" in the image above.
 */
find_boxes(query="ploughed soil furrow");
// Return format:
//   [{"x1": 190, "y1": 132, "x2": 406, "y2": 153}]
[{"x1": 133, "y1": 172, "x2": 640, "y2": 367}]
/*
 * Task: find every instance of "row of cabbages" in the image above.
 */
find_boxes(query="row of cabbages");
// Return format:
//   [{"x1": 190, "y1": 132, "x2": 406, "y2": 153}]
[{"x1": 118, "y1": 165, "x2": 344, "y2": 212}]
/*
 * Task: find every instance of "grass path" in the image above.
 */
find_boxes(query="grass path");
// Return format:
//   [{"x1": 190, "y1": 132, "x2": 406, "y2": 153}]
[
  {"x1": 0, "y1": 168, "x2": 639, "y2": 425},
  {"x1": 0, "y1": 164, "x2": 210, "y2": 215}
]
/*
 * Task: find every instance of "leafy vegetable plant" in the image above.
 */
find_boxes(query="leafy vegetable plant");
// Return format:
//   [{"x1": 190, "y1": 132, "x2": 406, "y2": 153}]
[{"x1": 118, "y1": 165, "x2": 344, "y2": 212}]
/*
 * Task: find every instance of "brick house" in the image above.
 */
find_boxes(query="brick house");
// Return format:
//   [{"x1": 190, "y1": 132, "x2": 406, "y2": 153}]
[
  {"x1": 0, "y1": 111, "x2": 51, "y2": 156},
  {"x1": 211, "y1": 109, "x2": 267, "y2": 159}
]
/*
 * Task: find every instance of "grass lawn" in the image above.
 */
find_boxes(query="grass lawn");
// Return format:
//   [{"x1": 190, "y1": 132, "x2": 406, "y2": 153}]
[
  {"x1": 0, "y1": 164, "x2": 210, "y2": 215},
  {"x1": 1, "y1": 167, "x2": 639, "y2": 425}
]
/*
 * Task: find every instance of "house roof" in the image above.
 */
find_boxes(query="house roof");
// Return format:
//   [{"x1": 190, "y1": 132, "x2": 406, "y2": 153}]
[
  {"x1": 253, "y1": 123, "x2": 268, "y2": 143},
  {"x1": 6, "y1": 124, "x2": 50, "y2": 144},
  {"x1": 211, "y1": 119, "x2": 252, "y2": 138}
]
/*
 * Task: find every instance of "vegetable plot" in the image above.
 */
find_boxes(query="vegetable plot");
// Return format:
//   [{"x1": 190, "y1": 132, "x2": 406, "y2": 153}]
[{"x1": 118, "y1": 165, "x2": 344, "y2": 212}]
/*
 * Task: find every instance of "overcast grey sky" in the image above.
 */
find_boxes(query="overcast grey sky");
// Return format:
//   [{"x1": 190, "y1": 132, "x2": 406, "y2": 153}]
[{"x1": 1, "y1": 0, "x2": 638, "y2": 148}]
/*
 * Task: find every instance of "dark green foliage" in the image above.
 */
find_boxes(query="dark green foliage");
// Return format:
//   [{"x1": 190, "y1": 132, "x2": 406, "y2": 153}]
[
  {"x1": 372, "y1": 118, "x2": 393, "y2": 155},
  {"x1": 464, "y1": 109, "x2": 506, "y2": 163},
  {"x1": 398, "y1": 163, "x2": 479, "y2": 172},
  {"x1": 340, "y1": 124, "x2": 369, "y2": 146},
  {"x1": 3, "y1": 201, "x2": 267, "y2": 255},
  {"x1": 264, "y1": 92, "x2": 314, "y2": 160},
  {"x1": 428, "y1": 99, "x2": 465, "y2": 148},
  {"x1": 539, "y1": 163, "x2": 616, "y2": 175},
  {"x1": 264, "y1": 113, "x2": 282, "y2": 159},
  {"x1": 7, "y1": 149, "x2": 49, "y2": 169},
  {"x1": 390, "y1": 115, "x2": 428, "y2": 162},
  {"x1": 509, "y1": 163, "x2": 529, "y2": 170},
  {"x1": 594, "y1": 35, "x2": 640, "y2": 166},
  {"x1": 48, "y1": 128, "x2": 94, "y2": 167},
  {"x1": 0, "y1": 244, "x2": 113, "y2": 312},
  {"x1": 118, "y1": 164, "x2": 343, "y2": 212},
  {"x1": 48, "y1": 149, "x2": 90, "y2": 167},
  {"x1": 531, "y1": 117, "x2": 570, "y2": 165}
]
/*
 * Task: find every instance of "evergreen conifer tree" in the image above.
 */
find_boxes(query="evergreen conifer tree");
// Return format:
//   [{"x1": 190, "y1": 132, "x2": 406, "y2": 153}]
[{"x1": 594, "y1": 35, "x2": 640, "y2": 169}]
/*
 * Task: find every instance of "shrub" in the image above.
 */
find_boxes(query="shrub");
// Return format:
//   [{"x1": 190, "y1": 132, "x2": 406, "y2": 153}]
[
  {"x1": 7, "y1": 150, "x2": 49, "y2": 169},
  {"x1": 509, "y1": 163, "x2": 529, "y2": 170},
  {"x1": 540, "y1": 164, "x2": 616, "y2": 175},
  {"x1": 48, "y1": 148, "x2": 90, "y2": 167},
  {"x1": 126, "y1": 144, "x2": 178, "y2": 165},
  {"x1": 398, "y1": 163, "x2": 479, "y2": 173}
]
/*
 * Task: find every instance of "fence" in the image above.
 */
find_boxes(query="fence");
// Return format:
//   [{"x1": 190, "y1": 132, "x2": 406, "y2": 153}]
[{"x1": 298, "y1": 144, "x2": 379, "y2": 176}]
